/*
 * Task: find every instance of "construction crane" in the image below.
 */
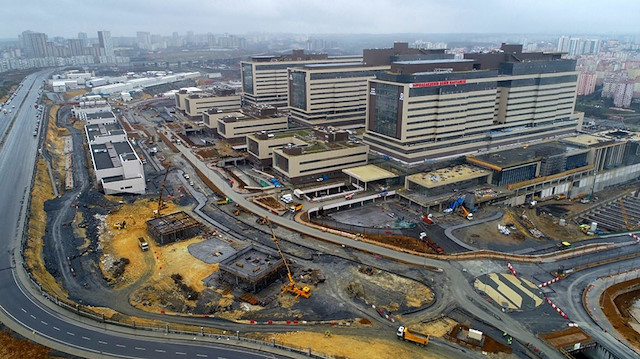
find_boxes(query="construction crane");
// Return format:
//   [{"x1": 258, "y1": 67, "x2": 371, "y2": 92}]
[
  {"x1": 266, "y1": 217, "x2": 311, "y2": 299},
  {"x1": 154, "y1": 166, "x2": 170, "y2": 218}
]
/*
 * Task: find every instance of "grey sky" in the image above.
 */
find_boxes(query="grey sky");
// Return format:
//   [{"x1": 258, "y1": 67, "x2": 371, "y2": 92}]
[{"x1": 3, "y1": 0, "x2": 639, "y2": 39}]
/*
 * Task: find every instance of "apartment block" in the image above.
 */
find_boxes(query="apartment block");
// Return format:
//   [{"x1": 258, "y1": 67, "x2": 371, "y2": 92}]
[
  {"x1": 363, "y1": 43, "x2": 583, "y2": 164},
  {"x1": 206, "y1": 105, "x2": 288, "y2": 143},
  {"x1": 270, "y1": 127, "x2": 369, "y2": 184},
  {"x1": 241, "y1": 50, "x2": 362, "y2": 108},
  {"x1": 287, "y1": 63, "x2": 389, "y2": 127}
]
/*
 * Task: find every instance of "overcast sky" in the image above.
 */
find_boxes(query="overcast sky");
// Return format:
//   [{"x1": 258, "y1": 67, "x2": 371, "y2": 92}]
[{"x1": 3, "y1": 0, "x2": 639, "y2": 39}]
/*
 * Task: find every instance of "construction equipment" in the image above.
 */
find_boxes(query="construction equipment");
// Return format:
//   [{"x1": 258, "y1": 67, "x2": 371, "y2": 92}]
[
  {"x1": 460, "y1": 205, "x2": 473, "y2": 220},
  {"x1": 114, "y1": 220, "x2": 126, "y2": 229},
  {"x1": 154, "y1": 167, "x2": 170, "y2": 217},
  {"x1": 256, "y1": 217, "x2": 267, "y2": 225},
  {"x1": 397, "y1": 326, "x2": 430, "y2": 346},
  {"x1": 266, "y1": 217, "x2": 311, "y2": 299},
  {"x1": 216, "y1": 198, "x2": 232, "y2": 205}
]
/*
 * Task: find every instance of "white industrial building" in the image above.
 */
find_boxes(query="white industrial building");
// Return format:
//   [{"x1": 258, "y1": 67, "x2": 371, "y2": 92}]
[
  {"x1": 91, "y1": 72, "x2": 200, "y2": 95},
  {"x1": 83, "y1": 114, "x2": 146, "y2": 195}
]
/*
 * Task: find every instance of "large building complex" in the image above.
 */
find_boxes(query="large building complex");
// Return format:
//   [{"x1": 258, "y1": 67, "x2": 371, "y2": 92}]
[
  {"x1": 287, "y1": 63, "x2": 389, "y2": 127},
  {"x1": 177, "y1": 88, "x2": 241, "y2": 120},
  {"x1": 270, "y1": 127, "x2": 369, "y2": 184},
  {"x1": 240, "y1": 50, "x2": 362, "y2": 108},
  {"x1": 205, "y1": 105, "x2": 288, "y2": 143},
  {"x1": 363, "y1": 43, "x2": 583, "y2": 164}
]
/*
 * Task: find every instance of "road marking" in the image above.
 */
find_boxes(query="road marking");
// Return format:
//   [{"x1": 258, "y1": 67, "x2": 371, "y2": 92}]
[
  {"x1": 135, "y1": 347, "x2": 146, "y2": 351},
  {"x1": 20, "y1": 308, "x2": 26, "y2": 313},
  {"x1": 98, "y1": 341, "x2": 108, "y2": 345},
  {"x1": 66, "y1": 331, "x2": 75, "y2": 336},
  {"x1": 175, "y1": 352, "x2": 186, "y2": 355},
  {"x1": 40, "y1": 320, "x2": 47, "y2": 325},
  {"x1": 116, "y1": 344, "x2": 126, "y2": 348},
  {"x1": 196, "y1": 355, "x2": 208, "y2": 358},
  {"x1": 52, "y1": 326, "x2": 60, "y2": 331},
  {"x1": 155, "y1": 349, "x2": 166, "y2": 353},
  {"x1": 29, "y1": 314, "x2": 36, "y2": 319},
  {"x1": 82, "y1": 336, "x2": 90, "y2": 341}
]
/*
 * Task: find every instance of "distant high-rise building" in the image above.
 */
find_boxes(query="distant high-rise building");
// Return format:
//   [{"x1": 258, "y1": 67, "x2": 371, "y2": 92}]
[
  {"x1": 613, "y1": 82, "x2": 634, "y2": 108},
  {"x1": 67, "y1": 38, "x2": 85, "y2": 56},
  {"x1": 97, "y1": 30, "x2": 114, "y2": 57},
  {"x1": 137, "y1": 31, "x2": 151, "y2": 50},
  {"x1": 20, "y1": 31, "x2": 48, "y2": 58},
  {"x1": 577, "y1": 72, "x2": 597, "y2": 95},
  {"x1": 559, "y1": 36, "x2": 600, "y2": 57},
  {"x1": 78, "y1": 32, "x2": 88, "y2": 47},
  {"x1": 557, "y1": 36, "x2": 570, "y2": 53},
  {"x1": 207, "y1": 33, "x2": 216, "y2": 48},
  {"x1": 186, "y1": 31, "x2": 195, "y2": 45}
]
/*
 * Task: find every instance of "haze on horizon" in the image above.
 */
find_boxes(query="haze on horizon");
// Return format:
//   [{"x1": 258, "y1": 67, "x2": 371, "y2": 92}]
[{"x1": 3, "y1": 0, "x2": 639, "y2": 39}]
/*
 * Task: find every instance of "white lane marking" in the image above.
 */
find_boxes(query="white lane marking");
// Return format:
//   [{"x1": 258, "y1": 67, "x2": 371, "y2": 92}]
[
  {"x1": 66, "y1": 331, "x2": 75, "y2": 336},
  {"x1": 98, "y1": 340, "x2": 108, "y2": 345},
  {"x1": 176, "y1": 352, "x2": 187, "y2": 355},
  {"x1": 196, "y1": 355, "x2": 208, "y2": 358},
  {"x1": 52, "y1": 326, "x2": 60, "y2": 331},
  {"x1": 155, "y1": 349, "x2": 166, "y2": 353},
  {"x1": 29, "y1": 314, "x2": 36, "y2": 319},
  {"x1": 82, "y1": 336, "x2": 90, "y2": 341},
  {"x1": 40, "y1": 320, "x2": 48, "y2": 325},
  {"x1": 135, "y1": 347, "x2": 146, "y2": 351},
  {"x1": 20, "y1": 308, "x2": 26, "y2": 313},
  {"x1": 116, "y1": 344, "x2": 126, "y2": 348}
]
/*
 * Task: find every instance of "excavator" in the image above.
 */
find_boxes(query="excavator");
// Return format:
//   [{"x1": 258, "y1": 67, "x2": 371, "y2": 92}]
[{"x1": 266, "y1": 217, "x2": 311, "y2": 299}]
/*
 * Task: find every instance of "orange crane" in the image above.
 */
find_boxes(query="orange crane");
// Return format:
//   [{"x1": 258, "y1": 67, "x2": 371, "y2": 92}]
[{"x1": 266, "y1": 217, "x2": 311, "y2": 299}]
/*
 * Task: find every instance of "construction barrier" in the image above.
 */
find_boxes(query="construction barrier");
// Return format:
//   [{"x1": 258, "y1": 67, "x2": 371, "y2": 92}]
[
  {"x1": 545, "y1": 297, "x2": 570, "y2": 321},
  {"x1": 629, "y1": 233, "x2": 640, "y2": 243},
  {"x1": 507, "y1": 262, "x2": 517, "y2": 276},
  {"x1": 538, "y1": 277, "x2": 561, "y2": 288}
]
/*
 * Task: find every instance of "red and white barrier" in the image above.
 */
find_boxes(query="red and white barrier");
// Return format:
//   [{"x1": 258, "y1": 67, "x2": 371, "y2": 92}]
[
  {"x1": 629, "y1": 233, "x2": 640, "y2": 243},
  {"x1": 507, "y1": 262, "x2": 517, "y2": 276},
  {"x1": 545, "y1": 297, "x2": 569, "y2": 320},
  {"x1": 539, "y1": 277, "x2": 561, "y2": 288}
]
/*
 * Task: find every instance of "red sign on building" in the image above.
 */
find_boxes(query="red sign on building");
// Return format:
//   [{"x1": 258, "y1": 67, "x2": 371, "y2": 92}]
[{"x1": 409, "y1": 79, "x2": 467, "y2": 88}]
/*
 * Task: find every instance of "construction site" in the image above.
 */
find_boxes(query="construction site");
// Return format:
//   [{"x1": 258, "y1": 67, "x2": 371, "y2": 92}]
[{"x1": 17, "y1": 79, "x2": 640, "y2": 359}]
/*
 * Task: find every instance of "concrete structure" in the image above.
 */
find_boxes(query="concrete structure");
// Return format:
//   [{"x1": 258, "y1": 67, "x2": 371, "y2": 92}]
[
  {"x1": 363, "y1": 43, "x2": 583, "y2": 164},
  {"x1": 208, "y1": 105, "x2": 287, "y2": 144},
  {"x1": 218, "y1": 245, "x2": 285, "y2": 293},
  {"x1": 405, "y1": 165, "x2": 491, "y2": 198},
  {"x1": 146, "y1": 211, "x2": 203, "y2": 245},
  {"x1": 174, "y1": 87, "x2": 202, "y2": 111},
  {"x1": 182, "y1": 88, "x2": 240, "y2": 120},
  {"x1": 240, "y1": 50, "x2": 362, "y2": 108},
  {"x1": 246, "y1": 130, "x2": 307, "y2": 168},
  {"x1": 270, "y1": 127, "x2": 369, "y2": 184},
  {"x1": 287, "y1": 63, "x2": 389, "y2": 127},
  {"x1": 342, "y1": 164, "x2": 397, "y2": 190}
]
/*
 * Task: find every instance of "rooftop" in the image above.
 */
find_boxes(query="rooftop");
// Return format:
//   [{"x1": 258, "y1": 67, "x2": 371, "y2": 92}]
[
  {"x1": 342, "y1": 165, "x2": 397, "y2": 183},
  {"x1": 219, "y1": 245, "x2": 284, "y2": 283},
  {"x1": 86, "y1": 122, "x2": 124, "y2": 142},
  {"x1": 406, "y1": 164, "x2": 491, "y2": 189},
  {"x1": 90, "y1": 141, "x2": 136, "y2": 170},
  {"x1": 393, "y1": 58, "x2": 474, "y2": 65},
  {"x1": 302, "y1": 62, "x2": 364, "y2": 69},
  {"x1": 468, "y1": 142, "x2": 571, "y2": 170},
  {"x1": 86, "y1": 111, "x2": 116, "y2": 120},
  {"x1": 146, "y1": 211, "x2": 202, "y2": 237}
]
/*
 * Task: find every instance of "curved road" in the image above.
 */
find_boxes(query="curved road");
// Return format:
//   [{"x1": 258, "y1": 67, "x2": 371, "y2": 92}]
[{"x1": 0, "y1": 70, "x2": 295, "y2": 359}]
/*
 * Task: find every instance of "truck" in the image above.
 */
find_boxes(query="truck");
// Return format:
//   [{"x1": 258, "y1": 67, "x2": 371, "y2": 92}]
[
  {"x1": 216, "y1": 197, "x2": 232, "y2": 205},
  {"x1": 289, "y1": 203, "x2": 303, "y2": 213},
  {"x1": 397, "y1": 326, "x2": 430, "y2": 346},
  {"x1": 138, "y1": 237, "x2": 149, "y2": 251},
  {"x1": 419, "y1": 232, "x2": 445, "y2": 254},
  {"x1": 280, "y1": 194, "x2": 293, "y2": 204}
]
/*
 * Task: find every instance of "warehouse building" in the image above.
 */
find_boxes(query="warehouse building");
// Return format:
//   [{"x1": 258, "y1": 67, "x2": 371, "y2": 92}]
[{"x1": 363, "y1": 43, "x2": 583, "y2": 163}]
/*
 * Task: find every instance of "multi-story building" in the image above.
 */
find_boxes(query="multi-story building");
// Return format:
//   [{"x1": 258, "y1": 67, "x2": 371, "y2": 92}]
[
  {"x1": 363, "y1": 43, "x2": 583, "y2": 164},
  {"x1": 206, "y1": 105, "x2": 288, "y2": 143},
  {"x1": 182, "y1": 88, "x2": 240, "y2": 120},
  {"x1": 287, "y1": 63, "x2": 389, "y2": 127},
  {"x1": 240, "y1": 50, "x2": 362, "y2": 108},
  {"x1": 84, "y1": 117, "x2": 145, "y2": 195},
  {"x1": 247, "y1": 131, "x2": 307, "y2": 168},
  {"x1": 613, "y1": 82, "x2": 634, "y2": 108},
  {"x1": 577, "y1": 72, "x2": 597, "y2": 95},
  {"x1": 20, "y1": 31, "x2": 48, "y2": 58},
  {"x1": 97, "y1": 30, "x2": 114, "y2": 61},
  {"x1": 270, "y1": 127, "x2": 369, "y2": 184}
]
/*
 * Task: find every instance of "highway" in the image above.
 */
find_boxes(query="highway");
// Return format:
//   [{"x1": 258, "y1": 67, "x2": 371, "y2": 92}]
[{"x1": 0, "y1": 71, "x2": 294, "y2": 359}]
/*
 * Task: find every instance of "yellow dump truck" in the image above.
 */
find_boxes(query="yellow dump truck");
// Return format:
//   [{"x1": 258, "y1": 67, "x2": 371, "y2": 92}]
[{"x1": 397, "y1": 326, "x2": 429, "y2": 346}]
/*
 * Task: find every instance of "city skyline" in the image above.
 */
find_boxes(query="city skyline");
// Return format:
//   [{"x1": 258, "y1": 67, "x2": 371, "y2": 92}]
[{"x1": 2, "y1": 0, "x2": 640, "y2": 39}]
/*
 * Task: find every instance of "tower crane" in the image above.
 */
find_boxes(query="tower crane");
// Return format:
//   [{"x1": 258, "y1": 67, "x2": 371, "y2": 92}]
[{"x1": 266, "y1": 217, "x2": 311, "y2": 299}]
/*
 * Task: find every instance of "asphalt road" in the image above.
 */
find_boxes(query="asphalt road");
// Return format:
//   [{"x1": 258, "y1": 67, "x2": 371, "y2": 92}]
[{"x1": 0, "y1": 71, "x2": 295, "y2": 359}]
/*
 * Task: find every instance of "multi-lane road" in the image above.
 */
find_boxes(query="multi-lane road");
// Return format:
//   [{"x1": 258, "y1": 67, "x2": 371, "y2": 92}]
[{"x1": 0, "y1": 70, "x2": 294, "y2": 359}]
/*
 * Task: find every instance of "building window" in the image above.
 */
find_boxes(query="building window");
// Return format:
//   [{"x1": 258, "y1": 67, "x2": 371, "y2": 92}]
[
  {"x1": 242, "y1": 64, "x2": 253, "y2": 94},
  {"x1": 372, "y1": 83, "x2": 399, "y2": 138},
  {"x1": 290, "y1": 72, "x2": 307, "y2": 110}
]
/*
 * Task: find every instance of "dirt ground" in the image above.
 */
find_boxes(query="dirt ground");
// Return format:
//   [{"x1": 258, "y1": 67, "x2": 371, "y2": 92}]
[
  {"x1": 62, "y1": 89, "x2": 87, "y2": 101},
  {"x1": 602, "y1": 278, "x2": 640, "y2": 347},
  {"x1": 413, "y1": 317, "x2": 458, "y2": 337},
  {"x1": 269, "y1": 331, "x2": 444, "y2": 359},
  {"x1": 0, "y1": 326, "x2": 55, "y2": 359}
]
